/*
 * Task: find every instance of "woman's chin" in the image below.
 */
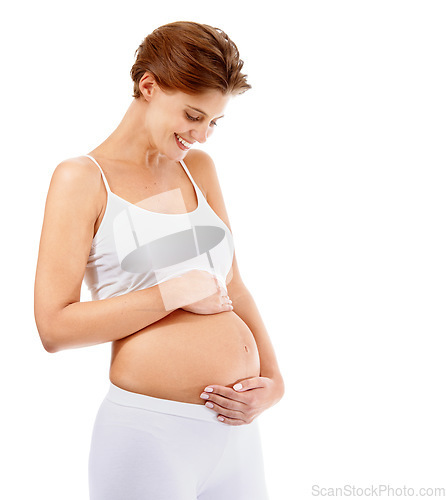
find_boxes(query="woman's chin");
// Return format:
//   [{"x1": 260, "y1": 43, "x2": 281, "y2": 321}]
[{"x1": 165, "y1": 147, "x2": 189, "y2": 162}]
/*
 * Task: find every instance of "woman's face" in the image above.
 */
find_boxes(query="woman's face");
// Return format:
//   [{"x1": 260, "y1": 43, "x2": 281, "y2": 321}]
[{"x1": 144, "y1": 85, "x2": 231, "y2": 161}]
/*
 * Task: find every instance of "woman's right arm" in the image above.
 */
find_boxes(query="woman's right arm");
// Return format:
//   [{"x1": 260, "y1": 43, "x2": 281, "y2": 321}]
[{"x1": 34, "y1": 159, "x2": 227, "y2": 353}]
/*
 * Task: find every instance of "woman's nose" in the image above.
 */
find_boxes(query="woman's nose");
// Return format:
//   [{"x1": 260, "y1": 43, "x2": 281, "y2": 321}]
[{"x1": 191, "y1": 124, "x2": 213, "y2": 144}]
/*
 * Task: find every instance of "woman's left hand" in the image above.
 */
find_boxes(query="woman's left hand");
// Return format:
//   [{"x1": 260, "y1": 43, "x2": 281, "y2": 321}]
[{"x1": 200, "y1": 376, "x2": 285, "y2": 426}]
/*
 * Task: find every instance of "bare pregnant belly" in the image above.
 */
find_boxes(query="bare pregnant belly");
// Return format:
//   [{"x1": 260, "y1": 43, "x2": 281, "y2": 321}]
[{"x1": 109, "y1": 308, "x2": 261, "y2": 404}]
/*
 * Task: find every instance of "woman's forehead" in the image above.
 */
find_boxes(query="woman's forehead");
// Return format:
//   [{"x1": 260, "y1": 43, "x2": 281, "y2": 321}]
[{"x1": 174, "y1": 90, "x2": 231, "y2": 114}]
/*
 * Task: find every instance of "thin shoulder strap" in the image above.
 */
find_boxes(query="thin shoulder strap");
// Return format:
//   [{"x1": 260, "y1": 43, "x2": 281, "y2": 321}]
[
  {"x1": 84, "y1": 155, "x2": 111, "y2": 192},
  {"x1": 179, "y1": 159, "x2": 200, "y2": 191}
]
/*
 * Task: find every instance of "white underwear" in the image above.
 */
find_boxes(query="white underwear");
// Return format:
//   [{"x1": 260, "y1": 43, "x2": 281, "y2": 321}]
[{"x1": 88, "y1": 383, "x2": 269, "y2": 499}]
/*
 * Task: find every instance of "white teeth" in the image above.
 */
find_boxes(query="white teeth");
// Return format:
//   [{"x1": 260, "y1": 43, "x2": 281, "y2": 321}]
[{"x1": 175, "y1": 133, "x2": 192, "y2": 148}]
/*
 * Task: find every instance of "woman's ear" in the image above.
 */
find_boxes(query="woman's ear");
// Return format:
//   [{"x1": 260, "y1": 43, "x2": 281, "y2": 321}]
[{"x1": 139, "y1": 71, "x2": 158, "y2": 102}]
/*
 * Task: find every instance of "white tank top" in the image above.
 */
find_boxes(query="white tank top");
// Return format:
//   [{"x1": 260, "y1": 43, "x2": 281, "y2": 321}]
[{"x1": 82, "y1": 155, "x2": 235, "y2": 300}]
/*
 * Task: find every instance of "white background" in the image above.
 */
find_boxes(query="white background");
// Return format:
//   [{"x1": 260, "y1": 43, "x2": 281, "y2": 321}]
[{"x1": 1, "y1": 1, "x2": 445, "y2": 499}]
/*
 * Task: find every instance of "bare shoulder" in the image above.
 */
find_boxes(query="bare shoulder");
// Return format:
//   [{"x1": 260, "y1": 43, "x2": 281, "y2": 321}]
[
  {"x1": 184, "y1": 148, "x2": 215, "y2": 167},
  {"x1": 183, "y1": 149, "x2": 218, "y2": 198},
  {"x1": 51, "y1": 155, "x2": 103, "y2": 189},
  {"x1": 42, "y1": 155, "x2": 107, "y2": 242},
  {"x1": 49, "y1": 155, "x2": 105, "y2": 211}
]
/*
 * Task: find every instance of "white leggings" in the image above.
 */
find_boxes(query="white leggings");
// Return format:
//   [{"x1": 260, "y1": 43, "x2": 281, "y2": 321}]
[{"x1": 88, "y1": 383, "x2": 269, "y2": 499}]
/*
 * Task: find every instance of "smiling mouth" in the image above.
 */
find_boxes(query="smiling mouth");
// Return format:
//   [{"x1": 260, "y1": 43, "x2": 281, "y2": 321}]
[{"x1": 175, "y1": 132, "x2": 193, "y2": 149}]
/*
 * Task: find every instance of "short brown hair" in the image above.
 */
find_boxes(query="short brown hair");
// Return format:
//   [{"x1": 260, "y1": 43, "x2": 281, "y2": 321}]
[{"x1": 130, "y1": 21, "x2": 251, "y2": 98}]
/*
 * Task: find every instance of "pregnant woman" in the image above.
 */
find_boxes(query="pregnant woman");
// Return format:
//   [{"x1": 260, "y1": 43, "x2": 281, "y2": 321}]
[{"x1": 34, "y1": 21, "x2": 284, "y2": 499}]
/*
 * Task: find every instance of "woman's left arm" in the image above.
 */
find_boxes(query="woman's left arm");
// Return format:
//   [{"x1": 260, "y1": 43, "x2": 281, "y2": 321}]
[{"x1": 185, "y1": 149, "x2": 285, "y2": 425}]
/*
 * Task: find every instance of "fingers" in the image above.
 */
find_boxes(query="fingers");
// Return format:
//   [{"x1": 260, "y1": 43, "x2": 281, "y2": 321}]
[
  {"x1": 217, "y1": 284, "x2": 230, "y2": 300},
  {"x1": 204, "y1": 398, "x2": 245, "y2": 418},
  {"x1": 202, "y1": 397, "x2": 255, "y2": 425},
  {"x1": 210, "y1": 276, "x2": 233, "y2": 310},
  {"x1": 232, "y1": 377, "x2": 267, "y2": 392},
  {"x1": 200, "y1": 386, "x2": 253, "y2": 425},
  {"x1": 202, "y1": 392, "x2": 247, "y2": 409},
  {"x1": 215, "y1": 416, "x2": 248, "y2": 426},
  {"x1": 200, "y1": 388, "x2": 246, "y2": 419},
  {"x1": 202, "y1": 385, "x2": 247, "y2": 402},
  {"x1": 200, "y1": 378, "x2": 273, "y2": 426},
  {"x1": 212, "y1": 274, "x2": 221, "y2": 294}
]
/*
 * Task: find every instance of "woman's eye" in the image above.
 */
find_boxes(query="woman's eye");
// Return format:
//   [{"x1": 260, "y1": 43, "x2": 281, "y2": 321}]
[{"x1": 186, "y1": 112, "x2": 218, "y2": 127}]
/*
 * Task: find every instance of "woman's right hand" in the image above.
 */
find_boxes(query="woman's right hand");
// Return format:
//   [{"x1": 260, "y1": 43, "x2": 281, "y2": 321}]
[{"x1": 179, "y1": 270, "x2": 233, "y2": 315}]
